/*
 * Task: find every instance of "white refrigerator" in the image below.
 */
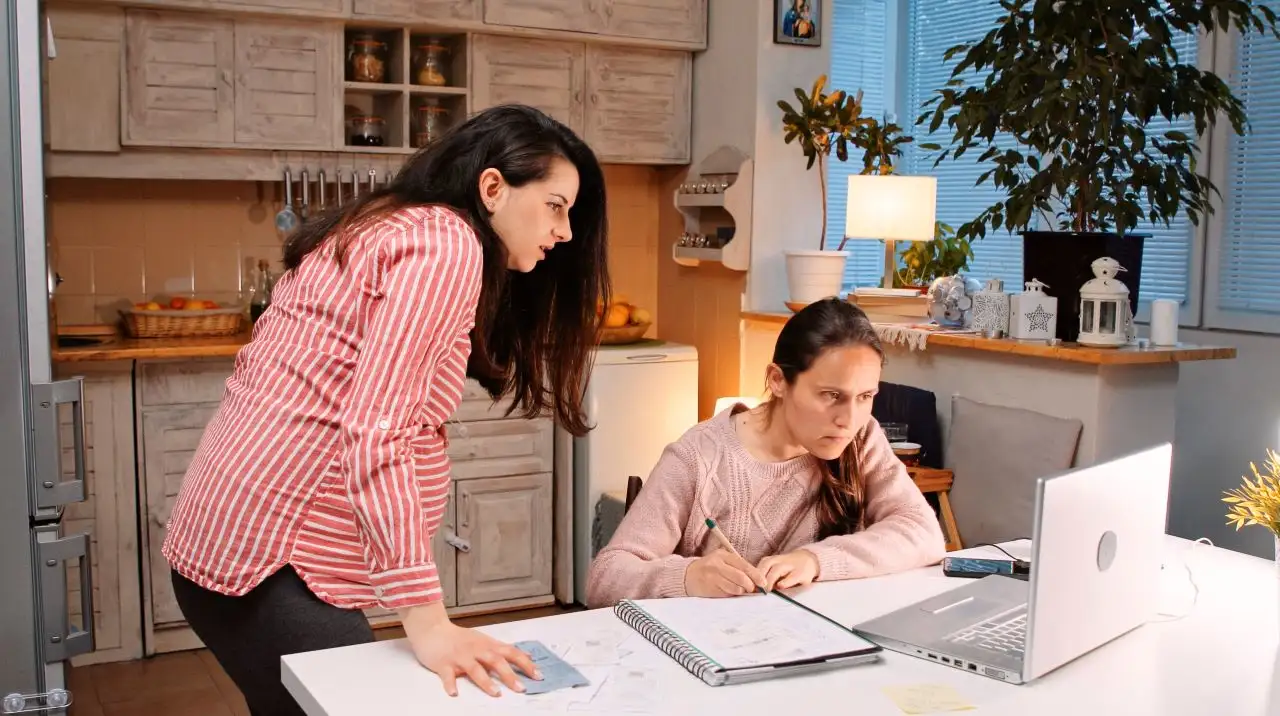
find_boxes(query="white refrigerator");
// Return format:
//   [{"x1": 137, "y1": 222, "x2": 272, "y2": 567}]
[{"x1": 570, "y1": 340, "x2": 698, "y2": 604}]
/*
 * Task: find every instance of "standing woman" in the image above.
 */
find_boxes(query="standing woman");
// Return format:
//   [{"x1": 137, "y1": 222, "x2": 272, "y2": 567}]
[{"x1": 162, "y1": 105, "x2": 609, "y2": 713}]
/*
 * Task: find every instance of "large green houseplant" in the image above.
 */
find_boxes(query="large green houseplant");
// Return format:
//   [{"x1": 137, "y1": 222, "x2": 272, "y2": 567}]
[{"x1": 918, "y1": 0, "x2": 1280, "y2": 341}]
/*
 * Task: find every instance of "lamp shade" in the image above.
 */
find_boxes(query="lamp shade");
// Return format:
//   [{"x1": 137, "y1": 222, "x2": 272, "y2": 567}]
[{"x1": 844, "y1": 174, "x2": 937, "y2": 241}]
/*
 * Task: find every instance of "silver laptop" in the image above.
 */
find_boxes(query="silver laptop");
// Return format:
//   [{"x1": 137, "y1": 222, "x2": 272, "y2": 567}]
[{"x1": 853, "y1": 443, "x2": 1172, "y2": 684}]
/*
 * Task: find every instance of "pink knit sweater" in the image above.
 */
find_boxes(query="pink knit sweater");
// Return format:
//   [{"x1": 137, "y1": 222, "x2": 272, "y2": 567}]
[{"x1": 585, "y1": 407, "x2": 947, "y2": 608}]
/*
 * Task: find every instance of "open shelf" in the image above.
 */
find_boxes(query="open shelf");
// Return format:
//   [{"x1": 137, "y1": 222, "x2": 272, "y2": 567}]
[
  {"x1": 672, "y1": 146, "x2": 752, "y2": 272},
  {"x1": 338, "y1": 25, "x2": 469, "y2": 155}
]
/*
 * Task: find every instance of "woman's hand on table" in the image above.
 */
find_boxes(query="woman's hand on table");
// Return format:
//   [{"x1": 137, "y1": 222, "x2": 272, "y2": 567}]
[
  {"x1": 400, "y1": 601, "x2": 542, "y2": 697},
  {"x1": 757, "y1": 549, "x2": 820, "y2": 591}
]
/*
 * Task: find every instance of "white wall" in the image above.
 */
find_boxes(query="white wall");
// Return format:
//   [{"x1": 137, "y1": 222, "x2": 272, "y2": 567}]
[
  {"x1": 1168, "y1": 329, "x2": 1280, "y2": 559},
  {"x1": 746, "y1": 0, "x2": 834, "y2": 313},
  {"x1": 689, "y1": 0, "x2": 835, "y2": 313}
]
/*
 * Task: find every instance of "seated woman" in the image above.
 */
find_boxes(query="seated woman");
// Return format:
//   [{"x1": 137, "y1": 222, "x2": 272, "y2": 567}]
[{"x1": 586, "y1": 298, "x2": 946, "y2": 608}]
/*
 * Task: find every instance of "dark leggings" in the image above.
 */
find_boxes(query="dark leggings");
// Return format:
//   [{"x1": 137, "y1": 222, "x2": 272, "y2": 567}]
[{"x1": 171, "y1": 566, "x2": 375, "y2": 716}]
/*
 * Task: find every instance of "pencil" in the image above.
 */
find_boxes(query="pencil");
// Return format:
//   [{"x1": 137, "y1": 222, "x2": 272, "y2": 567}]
[{"x1": 705, "y1": 518, "x2": 769, "y2": 593}]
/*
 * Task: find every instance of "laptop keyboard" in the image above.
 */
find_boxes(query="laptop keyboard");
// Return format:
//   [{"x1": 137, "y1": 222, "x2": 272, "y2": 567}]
[{"x1": 947, "y1": 608, "x2": 1027, "y2": 656}]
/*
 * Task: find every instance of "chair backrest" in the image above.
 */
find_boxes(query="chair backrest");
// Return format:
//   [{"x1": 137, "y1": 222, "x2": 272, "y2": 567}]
[
  {"x1": 871, "y1": 382, "x2": 944, "y2": 468},
  {"x1": 624, "y1": 475, "x2": 643, "y2": 513}
]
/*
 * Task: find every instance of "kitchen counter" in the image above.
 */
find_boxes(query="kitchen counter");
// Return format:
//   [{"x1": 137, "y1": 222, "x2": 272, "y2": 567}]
[
  {"x1": 741, "y1": 311, "x2": 1236, "y2": 366},
  {"x1": 53, "y1": 332, "x2": 250, "y2": 362}
]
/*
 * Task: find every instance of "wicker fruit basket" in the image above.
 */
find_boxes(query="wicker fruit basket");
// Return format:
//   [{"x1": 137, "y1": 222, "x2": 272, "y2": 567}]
[
  {"x1": 122, "y1": 306, "x2": 245, "y2": 339},
  {"x1": 599, "y1": 321, "x2": 651, "y2": 345}
]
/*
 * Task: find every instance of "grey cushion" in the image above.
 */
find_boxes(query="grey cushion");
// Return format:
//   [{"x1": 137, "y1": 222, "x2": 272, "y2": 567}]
[{"x1": 946, "y1": 396, "x2": 1083, "y2": 546}]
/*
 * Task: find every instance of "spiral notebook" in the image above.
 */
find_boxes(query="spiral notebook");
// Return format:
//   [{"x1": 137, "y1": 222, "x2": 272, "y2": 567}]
[{"x1": 613, "y1": 591, "x2": 882, "y2": 686}]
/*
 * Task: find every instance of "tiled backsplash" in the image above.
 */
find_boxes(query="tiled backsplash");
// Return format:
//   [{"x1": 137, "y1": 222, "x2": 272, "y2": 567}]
[
  {"x1": 47, "y1": 166, "x2": 662, "y2": 331},
  {"x1": 48, "y1": 179, "x2": 286, "y2": 326}
]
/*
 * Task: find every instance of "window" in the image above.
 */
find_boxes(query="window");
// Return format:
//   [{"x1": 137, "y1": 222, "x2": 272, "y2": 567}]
[
  {"x1": 1206, "y1": 21, "x2": 1280, "y2": 333},
  {"x1": 902, "y1": 0, "x2": 1016, "y2": 287},
  {"x1": 828, "y1": 0, "x2": 892, "y2": 289}
]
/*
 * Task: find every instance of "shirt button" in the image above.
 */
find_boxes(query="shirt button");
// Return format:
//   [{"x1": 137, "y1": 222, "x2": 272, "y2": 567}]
[{"x1": 377, "y1": 419, "x2": 391, "y2": 430}]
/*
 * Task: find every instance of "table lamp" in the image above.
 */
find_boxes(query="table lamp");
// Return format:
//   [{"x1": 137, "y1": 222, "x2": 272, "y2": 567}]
[{"x1": 844, "y1": 174, "x2": 937, "y2": 289}]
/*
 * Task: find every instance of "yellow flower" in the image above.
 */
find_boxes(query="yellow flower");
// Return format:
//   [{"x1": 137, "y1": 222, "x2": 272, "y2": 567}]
[{"x1": 1223, "y1": 448, "x2": 1280, "y2": 537}]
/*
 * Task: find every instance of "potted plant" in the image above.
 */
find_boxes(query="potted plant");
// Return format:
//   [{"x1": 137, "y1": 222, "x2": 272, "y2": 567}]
[
  {"x1": 917, "y1": 0, "x2": 1280, "y2": 341},
  {"x1": 1223, "y1": 448, "x2": 1280, "y2": 567},
  {"x1": 895, "y1": 221, "x2": 972, "y2": 290},
  {"x1": 777, "y1": 75, "x2": 873, "y2": 305}
]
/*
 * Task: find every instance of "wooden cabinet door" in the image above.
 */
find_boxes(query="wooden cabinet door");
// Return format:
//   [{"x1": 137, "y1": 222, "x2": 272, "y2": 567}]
[
  {"x1": 484, "y1": 0, "x2": 604, "y2": 33},
  {"x1": 602, "y1": 0, "x2": 707, "y2": 45},
  {"x1": 471, "y1": 36, "x2": 584, "y2": 134},
  {"x1": 59, "y1": 370, "x2": 142, "y2": 666},
  {"x1": 352, "y1": 0, "x2": 482, "y2": 21},
  {"x1": 584, "y1": 45, "x2": 690, "y2": 163},
  {"x1": 124, "y1": 10, "x2": 235, "y2": 146},
  {"x1": 45, "y1": 6, "x2": 123, "y2": 153},
  {"x1": 455, "y1": 474, "x2": 553, "y2": 606},
  {"x1": 140, "y1": 406, "x2": 218, "y2": 637},
  {"x1": 233, "y1": 21, "x2": 335, "y2": 148}
]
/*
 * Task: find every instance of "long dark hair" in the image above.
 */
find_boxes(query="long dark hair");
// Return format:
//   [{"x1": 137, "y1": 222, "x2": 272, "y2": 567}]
[
  {"x1": 765, "y1": 297, "x2": 884, "y2": 540},
  {"x1": 281, "y1": 104, "x2": 609, "y2": 436}
]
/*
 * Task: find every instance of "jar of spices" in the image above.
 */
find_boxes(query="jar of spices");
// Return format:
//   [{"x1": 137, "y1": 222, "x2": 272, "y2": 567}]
[
  {"x1": 347, "y1": 32, "x2": 388, "y2": 83},
  {"x1": 412, "y1": 99, "x2": 449, "y2": 148},
  {"x1": 412, "y1": 40, "x2": 450, "y2": 86},
  {"x1": 348, "y1": 115, "x2": 385, "y2": 147}
]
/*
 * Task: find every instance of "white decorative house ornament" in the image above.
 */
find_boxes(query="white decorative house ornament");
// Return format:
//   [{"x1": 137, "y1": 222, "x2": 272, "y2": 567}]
[
  {"x1": 1077, "y1": 257, "x2": 1135, "y2": 348},
  {"x1": 1009, "y1": 278, "x2": 1057, "y2": 341},
  {"x1": 971, "y1": 278, "x2": 1010, "y2": 334}
]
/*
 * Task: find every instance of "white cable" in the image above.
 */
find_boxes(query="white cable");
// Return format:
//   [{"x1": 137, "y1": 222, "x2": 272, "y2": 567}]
[{"x1": 1151, "y1": 536, "x2": 1209, "y2": 622}]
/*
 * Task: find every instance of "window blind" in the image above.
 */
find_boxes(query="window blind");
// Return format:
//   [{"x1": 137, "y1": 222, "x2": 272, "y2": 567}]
[
  {"x1": 1216, "y1": 17, "x2": 1280, "y2": 321},
  {"x1": 828, "y1": 0, "x2": 891, "y2": 289},
  {"x1": 902, "y1": 0, "x2": 1017, "y2": 287}
]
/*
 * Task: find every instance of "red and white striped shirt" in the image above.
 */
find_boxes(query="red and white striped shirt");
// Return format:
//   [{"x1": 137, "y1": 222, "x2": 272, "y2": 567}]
[{"x1": 163, "y1": 205, "x2": 482, "y2": 610}]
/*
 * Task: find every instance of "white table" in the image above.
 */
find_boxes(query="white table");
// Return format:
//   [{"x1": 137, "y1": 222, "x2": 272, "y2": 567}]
[{"x1": 283, "y1": 537, "x2": 1280, "y2": 715}]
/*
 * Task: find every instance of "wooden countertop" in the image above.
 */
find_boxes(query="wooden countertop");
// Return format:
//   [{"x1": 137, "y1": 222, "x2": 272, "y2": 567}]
[
  {"x1": 741, "y1": 311, "x2": 1237, "y2": 366},
  {"x1": 53, "y1": 332, "x2": 250, "y2": 362}
]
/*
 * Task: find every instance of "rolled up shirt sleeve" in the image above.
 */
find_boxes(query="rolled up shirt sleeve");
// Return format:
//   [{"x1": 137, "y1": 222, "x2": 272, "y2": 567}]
[{"x1": 337, "y1": 210, "x2": 482, "y2": 609}]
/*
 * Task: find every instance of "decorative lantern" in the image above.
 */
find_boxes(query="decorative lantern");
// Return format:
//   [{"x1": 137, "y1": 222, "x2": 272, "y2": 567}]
[
  {"x1": 1009, "y1": 278, "x2": 1057, "y2": 341},
  {"x1": 971, "y1": 278, "x2": 1010, "y2": 334},
  {"x1": 1077, "y1": 257, "x2": 1135, "y2": 347}
]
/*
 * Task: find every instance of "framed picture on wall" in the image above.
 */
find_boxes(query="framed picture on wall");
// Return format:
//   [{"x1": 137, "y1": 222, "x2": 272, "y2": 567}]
[{"x1": 774, "y1": 0, "x2": 821, "y2": 47}]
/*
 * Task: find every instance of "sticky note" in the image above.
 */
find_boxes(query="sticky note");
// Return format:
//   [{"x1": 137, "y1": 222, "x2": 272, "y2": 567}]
[
  {"x1": 514, "y1": 640, "x2": 591, "y2": 695},
  {"x1": 882, "y1": 684, "x2": 976, "y2": 714}
]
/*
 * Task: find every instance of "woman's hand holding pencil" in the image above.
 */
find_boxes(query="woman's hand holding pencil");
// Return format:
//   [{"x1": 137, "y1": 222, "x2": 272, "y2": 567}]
[{"x1": 684, "y1": 518, "x2": 771, "y2": 598}]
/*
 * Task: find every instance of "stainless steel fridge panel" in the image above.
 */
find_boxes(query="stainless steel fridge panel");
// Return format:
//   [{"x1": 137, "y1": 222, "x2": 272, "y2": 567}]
[{"x1": 15, "y1": 0, "x2": 49, "y2": 385}]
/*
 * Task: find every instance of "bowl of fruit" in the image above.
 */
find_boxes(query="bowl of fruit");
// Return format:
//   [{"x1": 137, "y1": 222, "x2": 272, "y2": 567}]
[
  {"x1": 122, "y1": 296, "x2": 245, "y2": 338},
  {"x1": 597, "y1": 295, "x2": 652, "y2": 345}
]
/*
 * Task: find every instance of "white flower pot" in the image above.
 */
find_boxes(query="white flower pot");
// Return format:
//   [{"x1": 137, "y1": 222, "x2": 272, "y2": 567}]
[{"x1": 785, "y1": 250, "x2": 849, "y2": 306}]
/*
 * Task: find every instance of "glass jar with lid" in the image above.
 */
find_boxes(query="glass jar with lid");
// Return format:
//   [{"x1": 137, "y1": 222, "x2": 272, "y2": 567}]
[
  {"x1": 412, "y1": 98, "x2": 450, "y2": 148},
  {"x1": 348, "y1": 115, "x2": 385, "y2": 147},
  {"x1": 347, "y1": 32, "x2": 388, "y2": 83},
  {"x1": 412, "y1": 39, "x2": 451, "y2": 87}
]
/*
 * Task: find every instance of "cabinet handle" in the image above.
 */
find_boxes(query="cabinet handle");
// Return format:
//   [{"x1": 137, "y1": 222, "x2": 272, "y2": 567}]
[
  {"x1": 460, "y1": 493, "x2": 470, "y2": 528},
  {"x1": 443, "y1": 528, "x2": 471, "y2": 553}
]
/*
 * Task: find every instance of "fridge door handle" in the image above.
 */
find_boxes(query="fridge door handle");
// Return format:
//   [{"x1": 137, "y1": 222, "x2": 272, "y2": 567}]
[
  {"x1": 37, "y1": 531, "x2": 94, "y2": 663},
  {"x1": 30, "y1": 377, "x2": 86, "y2": 510}
]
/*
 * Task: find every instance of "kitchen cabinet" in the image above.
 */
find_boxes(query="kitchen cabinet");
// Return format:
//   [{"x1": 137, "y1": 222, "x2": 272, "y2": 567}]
[
  {"x1": 44, "y1": 5, "x2": 123, "y2": 153},
  {"x1": 470, "y1": 35, "x2": 585, "y2": 136},
  {"x1": 123, "y1": 11, "x2": 237, "y2": 146},
  {"x1": 55, "y1": 363, "x2": 143, "y2": 666},
  {"x1": 484, "y1": 0, "x2": 706, "y2": 45},
  {"x1": 471, "y1": 36, "x2": 691, "y2": 164},
  {"x1": 352, "y1": 0, "x2": 482, "y2": 22},
  {"x1": 133, "y1": 359, "x2": 561, "y2": 654},
  {"x1": 123, "y1": 9, "x2": 336, "y2": 150},
  {"x1": 484, "y1": 0, "x2": 603, "y2": 34},
  {"x1": 584, "y1": 44, "x2": 690, "y2": 163}
]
